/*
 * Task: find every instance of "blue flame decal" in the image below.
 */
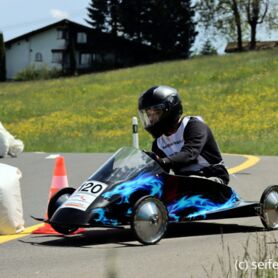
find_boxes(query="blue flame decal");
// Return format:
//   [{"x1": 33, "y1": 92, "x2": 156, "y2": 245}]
[
  {"x1": 92, "y1": 208, "x2": 119, "y2": 226},
  {"x1": 126, "y1": 207, "x2": 133, "y2": 216},
  {"x1": 168, "y1": 191, "x2": 239, "y2": 221},
  {"x1": 102, "y1": 173, "x2": 163, "y2": 204}
]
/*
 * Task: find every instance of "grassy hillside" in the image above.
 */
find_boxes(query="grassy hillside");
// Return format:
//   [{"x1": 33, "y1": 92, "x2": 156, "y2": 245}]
[{"x1": 0, "y1": 49, "x2": 277, "y2": 155}]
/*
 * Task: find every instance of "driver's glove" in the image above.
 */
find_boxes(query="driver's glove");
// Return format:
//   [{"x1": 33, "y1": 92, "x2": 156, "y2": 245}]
[
  {"x1": 143, "y1": 151, "x2": 158, "y2": 161},
  {"x1": 156, "y1": 157, "x2": 171, "y2": 172},
  {"x1": 157, "y1": 157, "x2": 170, "y2": 165},
  {"x1": 143, "y1": 151, "x2": 171, "y2": 171}
]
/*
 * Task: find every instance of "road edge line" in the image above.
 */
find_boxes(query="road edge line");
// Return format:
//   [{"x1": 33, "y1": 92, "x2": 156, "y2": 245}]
[
  {"x1": 0, "y1": 223, "x2": 43, "y2": 244},
  {"x1": 227, "y1": 154, "x2": 260, "y2": 174}
]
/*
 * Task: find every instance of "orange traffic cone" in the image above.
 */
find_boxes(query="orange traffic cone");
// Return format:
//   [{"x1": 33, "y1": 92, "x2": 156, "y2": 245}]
[
  {"x1": 48, "y1": 156, "x2": 69, "y2": 199},
  {"x1": 33, "y1": 156, "x2": 84, "y2": 235}
]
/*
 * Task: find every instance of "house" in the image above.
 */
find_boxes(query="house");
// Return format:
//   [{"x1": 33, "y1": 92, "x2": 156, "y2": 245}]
[
  {"x1": 5, "y1": 19, "x2": 163, "y2": 79},
  {"x1": 225, "y1": 41, "x2": 278, "y2": 53}
]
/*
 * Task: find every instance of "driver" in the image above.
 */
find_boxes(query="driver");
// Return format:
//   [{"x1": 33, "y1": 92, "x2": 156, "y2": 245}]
[{"x1": 138, "y1": 85, "x2": 229, "y2": 185}]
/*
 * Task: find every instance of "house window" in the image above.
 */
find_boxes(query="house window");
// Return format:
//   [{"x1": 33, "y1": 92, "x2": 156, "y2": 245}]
[
  {"x1": 57, "y1": 29, "x2": 68, "y2": 39},
  {"x1": 52, "y1": 51, "x2": 63, "y2": 63},
  {"x1": 77, "y1": 32, "x2": 87, "y2": 43},
  {"x1": 35, "y1": 52, "x2": 43, "y2": 62},
  {"x1": 80, "y1": 53, "x2": 92, "y2": 65}
]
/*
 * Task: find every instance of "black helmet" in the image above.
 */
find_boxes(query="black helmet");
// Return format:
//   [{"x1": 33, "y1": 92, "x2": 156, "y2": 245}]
[{"x1": 138, "y1": 85, "x2": 183, "y2": 138}]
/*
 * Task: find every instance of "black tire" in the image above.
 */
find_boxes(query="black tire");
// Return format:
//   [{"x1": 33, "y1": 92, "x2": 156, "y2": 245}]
[
  {"x1": 260, "y1": 185, "x2": 278, "y2": 230},
  {"x1": 131, "y1": 196, "x2": 168, "y2": 245},
  {"x1": 47, "y1": 187, "x2": 75, "y2": 219},
  {"x1": 47, "y1": 187, "x2": 78, "y2": 235},
  {"x1": 51, "y1": 224, "x2": 78, "y2": 235}
]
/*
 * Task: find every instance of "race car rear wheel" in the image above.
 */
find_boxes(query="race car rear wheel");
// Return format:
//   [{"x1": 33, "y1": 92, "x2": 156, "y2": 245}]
[
  {"x1": 48, "y1": 187, "x2": 78, "y2": 235},
  {"x1": 131, "y1": 196, "x2": 168, "y2": 245},
  {"x1": 260, "y1": 185, "x2": 278, "y2": 230}
]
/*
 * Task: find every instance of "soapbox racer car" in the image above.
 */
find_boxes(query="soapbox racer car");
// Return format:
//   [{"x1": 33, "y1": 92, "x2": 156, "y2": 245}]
[{"x1": 40, "y1": 147, "x2": 278, "y2": 245}]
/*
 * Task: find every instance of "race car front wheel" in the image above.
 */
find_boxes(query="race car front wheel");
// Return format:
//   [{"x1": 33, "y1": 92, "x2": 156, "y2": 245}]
[
  {"x1": 131, "y1": 196, "x2": 168, "y2": 245},
  {"x1": 48, "y1": 187, "x2": 76, "y2": 219},
  {"x1": 51, "y1": 224, "x2": 78, "y2": 235},
  {"x1": 48, "y1": 187, "x2": 78, "y2": 235},
  {"x1": 260, "y1": 185, "x2": 278, "y2": 229}
]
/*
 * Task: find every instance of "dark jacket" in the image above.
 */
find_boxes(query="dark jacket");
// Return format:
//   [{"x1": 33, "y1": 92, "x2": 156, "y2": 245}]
[{"x1": 152, "y1": 116, "x2": 229, "y2": 184}]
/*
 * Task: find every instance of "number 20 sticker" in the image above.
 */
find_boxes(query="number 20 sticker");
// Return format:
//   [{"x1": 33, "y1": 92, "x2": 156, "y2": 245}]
[
  {"x1": 61, "y1": 181, "x2": 107, "y2": 211},
  {"x1": 78, "y1": 182, "x2": 105, "y2": 195}
]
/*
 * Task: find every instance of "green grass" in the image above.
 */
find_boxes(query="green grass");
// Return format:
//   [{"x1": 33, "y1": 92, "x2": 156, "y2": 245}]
[{"x1": 0, "y1": 48, "x2": 277, "y2": 154}]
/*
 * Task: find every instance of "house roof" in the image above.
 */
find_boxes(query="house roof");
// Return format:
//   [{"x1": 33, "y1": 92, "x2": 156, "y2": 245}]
[
  {"x1": 5, "y1": 18, "x2": 162, "y2": 55},
  {"x1": 5, "y1": 19, "x2": 92, "y2": 46},
  {"x1": 225, "y1": 41, "x2": 278, "y2": 53}
]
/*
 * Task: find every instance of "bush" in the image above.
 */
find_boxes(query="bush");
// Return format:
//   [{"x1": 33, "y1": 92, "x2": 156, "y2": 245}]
[
  {"x1": 200, "y1": 40, "x2": 218, "y2": 56},
  {"x1": 14, "y1": 64, "x2": 62, "y2": 81}
]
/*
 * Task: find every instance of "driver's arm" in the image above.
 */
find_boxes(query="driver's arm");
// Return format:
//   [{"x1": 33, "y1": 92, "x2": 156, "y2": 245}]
[{"x1": 152, "y1": 119, "x2": 208, "y2": 167}]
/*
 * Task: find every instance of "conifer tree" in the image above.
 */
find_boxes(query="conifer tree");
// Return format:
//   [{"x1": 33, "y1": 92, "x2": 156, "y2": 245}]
[
  {"x1": 86, "y1": 0, "x2": 109, "y2": 32},
  {"x1": 107, "y1": 0, "x2": 122, "y2": 35},
  {"x1": 142, "y1": 0, "x2": 197, "y2": 58},
  {"x1": 119, "y1": 0, "x2": 144, "y2": 41},
  {"x1": 86, "y1": 0, "x2": 197, "y2": 58}
]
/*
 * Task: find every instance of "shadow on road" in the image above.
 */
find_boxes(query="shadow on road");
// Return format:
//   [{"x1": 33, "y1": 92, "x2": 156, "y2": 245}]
[
  {"x1": 166, "y1": 221, "x2": 262, "y2": 238},
  {"x1": 20, "y1": 221, "x2": 264, "y2": 248}
]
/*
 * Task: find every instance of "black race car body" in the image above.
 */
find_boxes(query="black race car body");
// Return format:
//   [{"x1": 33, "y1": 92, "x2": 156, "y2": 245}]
[{"x1": 43, "y1": 147, "x2": 278, "y2": 244}]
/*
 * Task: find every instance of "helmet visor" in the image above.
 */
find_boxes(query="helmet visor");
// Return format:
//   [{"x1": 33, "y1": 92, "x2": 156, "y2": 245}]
[{"x1": 139, "y1": 107, "x2": 164, "y2": 129}]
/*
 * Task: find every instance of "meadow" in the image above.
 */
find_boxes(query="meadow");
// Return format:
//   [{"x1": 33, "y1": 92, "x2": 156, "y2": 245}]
[{"x1": 0, "y1": 48, "x2": 277, "y2": 155}]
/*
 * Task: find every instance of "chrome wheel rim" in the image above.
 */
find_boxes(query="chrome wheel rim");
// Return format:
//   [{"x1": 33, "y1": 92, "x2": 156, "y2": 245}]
[
  {"x1": 261, "y1": 188, "x2": 278, "y2": 229},
  {"x1": 133, "y1": 198, "x2": 167, "y2": 244}
]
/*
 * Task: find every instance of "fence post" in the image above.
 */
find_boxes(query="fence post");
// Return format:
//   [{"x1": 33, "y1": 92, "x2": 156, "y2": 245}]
[{"x1": 132, "y1": 116, "x2": 139, "y2": 149}]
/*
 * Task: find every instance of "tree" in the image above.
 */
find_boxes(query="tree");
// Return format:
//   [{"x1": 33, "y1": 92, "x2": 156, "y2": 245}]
[
  {"x1": 86, "y1": 0, "x2": 122, "y2": 35},
  {"x1": 0, "y1": 32, "x2": 6, "y2": 82},
  {"x1": 86, "y1": 0, "x2": 109, "y2": 32},
  {"x1": 244, "y1": 0, "x2": 269, "y2": 49},
  {"x1": 230, "y1": 0, "x2": 244, "y2": 50},
  {"x1": 195, "y1": 0, "x2": 245, "y2": 51},
  {"x1": 195, "y1": 0, "x2": 277, "y2": 51},
  {"x1": 86, "y1": 0, "x2": 197, "y2": 58},
  {"x1": 171, "y1": 0, "x2": 198, "y2": 57},
  {"x1": 119, "y1": 0, "x2": 148, "y2": 41},
  {"x1": 119, "y1": 0, "x2": 197, "y2": 58},
  {"x1": 145, "y1": 0, "x2": 197, "y2": 57},
  {"x1": 200, "y1": 39, "x2": 218, "y2": 55},
  {"x1": 107, "y1": 0, "x2": 122, "y2": 35}
]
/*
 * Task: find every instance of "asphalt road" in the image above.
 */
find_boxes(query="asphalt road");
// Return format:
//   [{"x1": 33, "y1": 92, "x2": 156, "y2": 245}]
[{"x1": 1, "y1": 152, "x2": 278, "y2": 278}]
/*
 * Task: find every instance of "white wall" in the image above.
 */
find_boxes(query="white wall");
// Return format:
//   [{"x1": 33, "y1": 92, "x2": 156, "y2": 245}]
[
  {"x1": 6, "y1": 28, "x2": 66, "y2": 79},
  {"x1": 6, "y1": 40, "x2": 30, "y2": 79}
]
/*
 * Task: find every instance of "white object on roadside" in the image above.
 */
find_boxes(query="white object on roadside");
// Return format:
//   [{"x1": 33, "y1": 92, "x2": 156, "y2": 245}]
[
  {"x1": 45, "y1": 154, "x2": 61, "y2": 159},
  {"x1": 0, "y1": 163, "x2": 25, "y2": 234},
  {"x1": 0, "y1": 122, "x2": 24, "y2": 158},
  {"x1": 132, "y1": 116, "x2": 139, "y2": 149}
]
